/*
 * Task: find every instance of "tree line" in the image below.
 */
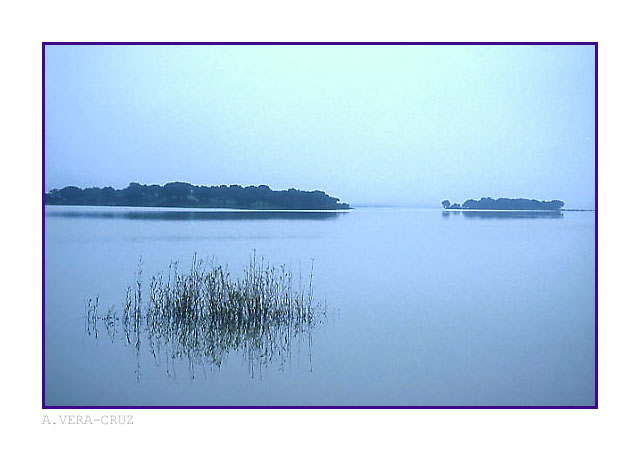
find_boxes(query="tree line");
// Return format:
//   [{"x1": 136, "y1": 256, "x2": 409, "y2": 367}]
[{"x1": 45, "y1": 182, "x2": 351, "y2": 210}]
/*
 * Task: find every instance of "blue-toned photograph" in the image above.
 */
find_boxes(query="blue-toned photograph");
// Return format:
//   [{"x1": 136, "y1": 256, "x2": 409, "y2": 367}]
[{"x1": 43, "y1": 43, "x2": 596, "y2": 407}]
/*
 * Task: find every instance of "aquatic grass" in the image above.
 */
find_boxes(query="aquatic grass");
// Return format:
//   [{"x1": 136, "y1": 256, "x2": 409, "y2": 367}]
[
  {"x1": 86, "y1": 252, "x2": 326, "y2": 379},
  {"x1": 140, "y1": 253, "x2": 321, "y2": 329}
]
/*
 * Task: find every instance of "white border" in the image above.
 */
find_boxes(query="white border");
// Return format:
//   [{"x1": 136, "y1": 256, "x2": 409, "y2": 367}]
[{"x1": 3, "y1": 0, "x2": 639, "y2": 449}]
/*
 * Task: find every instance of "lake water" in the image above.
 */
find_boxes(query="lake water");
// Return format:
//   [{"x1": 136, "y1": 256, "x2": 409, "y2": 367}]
[{"x1": 44, "y1": 206, "x2": 595, "y2": 406}]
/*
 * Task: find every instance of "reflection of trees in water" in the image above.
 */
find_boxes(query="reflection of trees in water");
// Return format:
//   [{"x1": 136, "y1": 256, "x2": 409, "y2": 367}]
[
  {"x1": 48, "y1": 209, "x2": 346, "y2": 221},
  {"x1": 85, "y1": 254, "x2": 326, "y2": 381},
  {"x1": 442, "y1": 210, "x2": 563, "y2": 220}
]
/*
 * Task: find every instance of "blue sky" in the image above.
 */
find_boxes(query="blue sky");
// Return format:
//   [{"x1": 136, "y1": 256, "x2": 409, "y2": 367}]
[{"x1": 45, "y1": 44, "x2": 595, "y2": 208}]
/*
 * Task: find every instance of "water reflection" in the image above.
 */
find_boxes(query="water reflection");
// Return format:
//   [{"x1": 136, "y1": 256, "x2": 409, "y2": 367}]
[
  {"x1": 442, "y1": 210, "x2": 563, "y2": 220},
  {"x1": 47, "y1": 209, "x2": 347, "y2": 221},
  {"x1": 87, "y1": 306, "x2": 322, "y2": 381}
]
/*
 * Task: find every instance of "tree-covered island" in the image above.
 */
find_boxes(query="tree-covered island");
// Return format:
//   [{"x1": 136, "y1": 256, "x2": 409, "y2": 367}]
[
  {"x1": 45, "y1": 182, "x2": 351, "y2": 210},
  {"x1": 441, "y1": 197, "x2": 564, "y2": 210}
]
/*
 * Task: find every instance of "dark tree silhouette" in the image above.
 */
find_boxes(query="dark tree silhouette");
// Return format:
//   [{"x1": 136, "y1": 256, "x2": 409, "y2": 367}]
[{"x1": 45, "y1": 182, "x2": 351, "y2": 210}]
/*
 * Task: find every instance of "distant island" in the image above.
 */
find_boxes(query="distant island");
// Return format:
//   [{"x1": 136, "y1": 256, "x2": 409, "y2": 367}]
[
  {"x1": 441, "y1": 197, "x2": 564, "y2": 211},
  {"x1": 45, "y1": 182, "x2": 351, "y2": 210}
]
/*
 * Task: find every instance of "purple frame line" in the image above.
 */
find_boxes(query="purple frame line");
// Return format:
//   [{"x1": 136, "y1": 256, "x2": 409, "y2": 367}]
[
  {"x1": 42, "y1": 42, "x2": 46, "y2": 410},
  {"x1": 41, "y1": 41, "x2": 598, "y2": 410},
  {"x1": 42, "y1": 41, "x2": 598, "y2": 46},
  {"x1": 594, "y1": 43, "x2": 598, "y2": 409},
  {"x1": 44, "y1": 405, "x2": 598, "y2": 410}
]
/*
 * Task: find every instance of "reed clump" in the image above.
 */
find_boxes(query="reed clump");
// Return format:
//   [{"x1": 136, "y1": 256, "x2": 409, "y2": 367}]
[
  {"x1": 86, "y1": 252, "x2": 325, "y2": 378},
  {"x1": 142, "y1": 253, "x2": 319, "y2": 330}
]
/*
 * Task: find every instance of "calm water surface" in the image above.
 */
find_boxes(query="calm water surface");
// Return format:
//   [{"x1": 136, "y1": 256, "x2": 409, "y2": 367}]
[{"x1": 44, "y1": 206, "x2": 595, "y2": 406}]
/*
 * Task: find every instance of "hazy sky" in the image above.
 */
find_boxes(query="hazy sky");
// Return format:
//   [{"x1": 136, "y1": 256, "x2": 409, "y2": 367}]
[{"x1": 45, "y1": 45, "x2": 595, "y2": 208}]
